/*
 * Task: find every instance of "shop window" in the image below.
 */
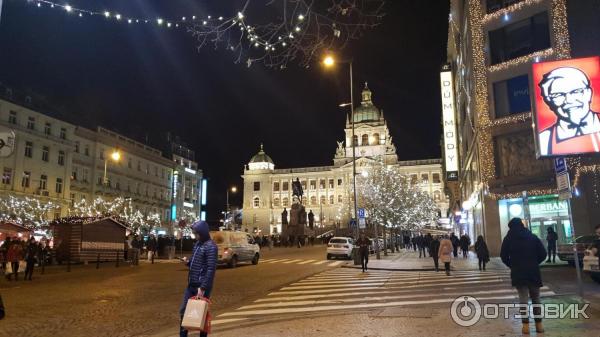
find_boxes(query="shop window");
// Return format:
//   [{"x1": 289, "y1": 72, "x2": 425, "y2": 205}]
[
  {"x1": 493, "y1": 74, "x2": 531, "y2": 118},
  {"x1": 489, "y1": 12, "x2": 550, "y2": 65}
]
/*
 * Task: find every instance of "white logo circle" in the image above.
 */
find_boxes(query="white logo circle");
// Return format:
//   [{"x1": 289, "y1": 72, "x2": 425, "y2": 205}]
[{"x1": 450, "y1": 296, "x2": 482, "y2": 327}]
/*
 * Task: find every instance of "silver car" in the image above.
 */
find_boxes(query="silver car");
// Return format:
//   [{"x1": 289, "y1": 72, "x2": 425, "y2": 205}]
[{"x1": 212, "y1": 231, "x2": 260, "y2": 268}]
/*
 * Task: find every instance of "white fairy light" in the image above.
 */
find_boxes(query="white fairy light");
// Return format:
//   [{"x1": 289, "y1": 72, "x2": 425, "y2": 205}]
[{"x1": 64, "y1": 5, "x2": 72, "y2": 12}]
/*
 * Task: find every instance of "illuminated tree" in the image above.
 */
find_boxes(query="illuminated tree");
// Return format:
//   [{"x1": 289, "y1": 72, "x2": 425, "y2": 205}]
[
  {"x1": 0, "y1": 195, "x2": 61, "y2": 230},
  {"x1": 70, "y1": 197, "x2": 163, "y2": 232}
]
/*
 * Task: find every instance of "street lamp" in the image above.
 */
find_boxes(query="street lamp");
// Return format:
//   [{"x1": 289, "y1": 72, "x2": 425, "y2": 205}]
[
  {"x1": 103, "y1": 149, "x2": 121, "y2": 186},
  {"x1": 323, "y1": 54, "x2": 359, "y2": 239},
  {"x1": 225, "y1": 186, "x2": 238, "y2": 230}
]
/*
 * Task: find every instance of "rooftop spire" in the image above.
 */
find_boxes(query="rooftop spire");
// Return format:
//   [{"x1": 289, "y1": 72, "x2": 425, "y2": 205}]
[{"x1": 361, "y1": 82, "x2": 372, "y2": 105}]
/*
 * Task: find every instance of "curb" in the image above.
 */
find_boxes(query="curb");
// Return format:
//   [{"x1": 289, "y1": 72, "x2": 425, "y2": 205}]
[{"x1": 341, "y1": 265, "x2": 509, "y2": 272}]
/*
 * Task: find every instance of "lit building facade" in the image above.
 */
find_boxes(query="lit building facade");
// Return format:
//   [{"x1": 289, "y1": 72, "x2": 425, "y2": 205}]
[
  {"x1": 242, "y1": 85, "x2": 449, "y2": 234},
  {"x1": 445, "y1": 0, "x2": 600, "y2": 255}
]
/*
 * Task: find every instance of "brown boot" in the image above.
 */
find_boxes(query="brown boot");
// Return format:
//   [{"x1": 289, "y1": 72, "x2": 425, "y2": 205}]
[
  {"x1": 522, "y1": 322, "x2": 530, "y2": 335},
  {"x1": 535, "y1": 321, "x2": 544, "y2": 333}
]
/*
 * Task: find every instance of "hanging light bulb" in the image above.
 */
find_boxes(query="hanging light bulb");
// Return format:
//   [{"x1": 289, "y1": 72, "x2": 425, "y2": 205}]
[{"x1": 64, "y1": 5, "x2": 72, "y2": 12}]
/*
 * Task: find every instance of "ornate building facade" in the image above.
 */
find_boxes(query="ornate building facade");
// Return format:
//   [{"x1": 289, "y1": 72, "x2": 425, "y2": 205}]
[{"x1": 242, "y1": 85, "x2": 448, "y2": 235}]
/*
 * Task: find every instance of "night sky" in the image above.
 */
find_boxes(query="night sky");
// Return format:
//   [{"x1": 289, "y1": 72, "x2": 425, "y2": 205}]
[{"x1": 0, "y1": 0, "x2": 449, "y2": 222}]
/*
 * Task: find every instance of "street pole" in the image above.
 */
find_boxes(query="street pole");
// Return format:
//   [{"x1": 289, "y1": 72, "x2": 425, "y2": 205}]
[
  {"x1": 0, "y1": 0, "x2": 4, "y2": 23},
  {"x1": 567, "y1": 198, "x2": 584, "y2": 298},
  {"x1": 226, "y1": 189, "x2": 229, "y2": 230},
  {"x1": 103, "y1": 158, "x2": 108, "y2": 186},
  {"x1": 350, "y1": 61, "x2": 359, "y2": 240}
]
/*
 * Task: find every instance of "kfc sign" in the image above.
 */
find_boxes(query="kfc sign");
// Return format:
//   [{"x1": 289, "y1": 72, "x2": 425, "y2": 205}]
[
  {"x1": 533, "y1": 56, "x2": 600, "y2": 157},
  {"x1": 440, "y1": 65, "x2": 459, "y2": 180}
]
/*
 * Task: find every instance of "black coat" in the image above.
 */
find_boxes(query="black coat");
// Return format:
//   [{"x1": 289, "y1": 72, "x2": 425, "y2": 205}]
[
  {"x1": 474, "y1": 240, "x2": 490, "y2": 262},
  {"x1": 429, "y1": 239, "x2": 440, "y2": 258},
  {"x1": 500, "y1": 226, "x2": 547, "y2": 287}
]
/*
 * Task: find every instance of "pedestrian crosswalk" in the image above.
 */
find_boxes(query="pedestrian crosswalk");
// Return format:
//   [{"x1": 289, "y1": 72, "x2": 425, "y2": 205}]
[
  {"x1": 260, "y1": 258, "x2": 345, "y2": 267},
  {"x1": 210, "y1": 267, "x2": 557, "y2": 328}
]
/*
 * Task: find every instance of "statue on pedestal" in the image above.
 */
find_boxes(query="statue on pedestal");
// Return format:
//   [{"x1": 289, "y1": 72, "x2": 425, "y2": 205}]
[
  {"x1": 308, "y1": 210, "x2": 314, "y2": 229},
  {"x1": 292, "y1": 178, "x2": 304, "y2": 203}
]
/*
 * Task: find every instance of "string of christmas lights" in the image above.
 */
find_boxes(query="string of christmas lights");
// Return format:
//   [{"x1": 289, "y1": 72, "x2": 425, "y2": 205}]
[
  {"x1": 0, "y1": 194, "x2": 60, "y2": 229},
  {"x1": 70, "y1": 196, "x2": 162, "y2": 232}
]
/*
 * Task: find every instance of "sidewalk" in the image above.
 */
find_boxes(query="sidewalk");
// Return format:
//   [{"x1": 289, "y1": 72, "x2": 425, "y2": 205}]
[{"x1": 343, "y1": 249, "x2": 569, "y2": 271}]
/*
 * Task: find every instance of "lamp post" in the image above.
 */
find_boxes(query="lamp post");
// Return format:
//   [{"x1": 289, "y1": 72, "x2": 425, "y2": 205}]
[
  {"x1": 103, "y1": 150, "x2": 121, "y2": 186},
  {"x1": 225, "y1": 186, "x2": 237, "y2": 230},
  {"x1": 323, "y1": 55, "x2": 359, "y2": 239}
]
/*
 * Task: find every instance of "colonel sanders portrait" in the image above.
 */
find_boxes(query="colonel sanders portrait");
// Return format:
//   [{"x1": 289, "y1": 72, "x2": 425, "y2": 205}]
[{"x1": 538, "y1": 67, "x2": 600, "y2": 156}]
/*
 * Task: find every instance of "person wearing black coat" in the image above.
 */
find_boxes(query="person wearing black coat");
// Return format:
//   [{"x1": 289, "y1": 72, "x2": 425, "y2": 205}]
[
  {"x1": 459, "y1": 234, "x2": 471, "y2": 258},
  {"x1": 429, "y1": 236, "x2": 441, "y2": 272},
  {"x1": 450, "y1": 233, "x2": 459, "y2": 257},
  {"x1": 474, "y1": 235, "x2": 490, "y2": 271},
  {"x1": 500, "y1": 218, "x2": 547, "y2": 334},
  {"x1": 546, "y1": 227, "x2": 558, "y2": 263}
]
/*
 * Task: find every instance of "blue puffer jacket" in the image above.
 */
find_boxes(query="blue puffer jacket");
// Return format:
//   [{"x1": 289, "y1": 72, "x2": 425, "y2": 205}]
[
  {"x1": 188, "y1": 221, "x2": 218, "y2": 290},
  {"x1": 500, "y1": 220, "x2": 547, "y2": 287}
]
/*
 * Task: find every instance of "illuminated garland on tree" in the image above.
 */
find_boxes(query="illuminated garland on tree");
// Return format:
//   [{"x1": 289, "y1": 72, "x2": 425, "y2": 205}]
[
  {"x1": 0, "y1": 195, "x2": 60, "y2": 229},
  {"x1": 70, "y1": 196, "x2": 162, "y2": 232},
  {"x1": 19, "y1": 0, "x2": 385, "y2": 68}
]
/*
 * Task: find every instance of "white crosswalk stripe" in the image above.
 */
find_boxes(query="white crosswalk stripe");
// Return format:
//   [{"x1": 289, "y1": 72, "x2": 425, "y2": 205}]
[
  {"x1": 211, "y1": 268, "x2": 557, "y2": 327},
  {"x1": 259, "y1": 258, "x2": 342, "y2": 265}
]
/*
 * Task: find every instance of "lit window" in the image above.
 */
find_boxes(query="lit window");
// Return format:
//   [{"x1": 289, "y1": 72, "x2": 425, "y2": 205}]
[{"x1": 253, "y1": 197, "x2": 260, "y2": 208}]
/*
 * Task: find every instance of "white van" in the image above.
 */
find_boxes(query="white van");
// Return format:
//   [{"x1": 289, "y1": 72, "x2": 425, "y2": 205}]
[{"x1": 211, "y1": 231, "x2": 260, "y2": 268}]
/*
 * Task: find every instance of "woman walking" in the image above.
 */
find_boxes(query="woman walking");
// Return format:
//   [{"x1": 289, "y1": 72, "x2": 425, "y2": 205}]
[
  {"x1": 24, "y1": 237, "x2": 38, "y2": 281},
  {"x1": 474, "y1": 235, "x2": 490, "y2": 271},
  {"x1": 429, "y1": 236, "x2": 441, "y2": 272},
  {"x1": 6, "y1": 238, "x2": 23, "y2": 281},
  {"x1": 439, "y1": 235, "x2": 454, "y2": 276}
]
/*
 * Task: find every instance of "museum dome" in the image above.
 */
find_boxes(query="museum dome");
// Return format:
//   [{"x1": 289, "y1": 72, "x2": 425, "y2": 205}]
[
  {"x1": 248, "y1": 144, "x2": 275, "y2": 170},
  {"x1": 353, "y1": 82, "x2": 382, "y2": 123}
]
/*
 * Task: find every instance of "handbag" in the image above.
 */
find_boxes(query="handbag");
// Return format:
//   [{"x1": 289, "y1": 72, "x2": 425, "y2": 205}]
[{"x1": 181, "y1": 290, "x2": 211, "y2": 333}]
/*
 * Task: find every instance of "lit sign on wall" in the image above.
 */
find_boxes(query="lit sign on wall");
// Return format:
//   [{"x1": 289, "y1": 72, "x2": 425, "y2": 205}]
[
  {"x1": 201, "y1": 179, "x2": 207, "y2": 206},
  {"x1": 533, "y1": 56, "x2": 600, "y2": 157},
  {"x1": 184, "y1": 167, "x2": 197, "y2": 175},
  {"x1": 440, "y1": 64, "x2": 459, "y2": 180},
  {"x1": 200, "y1": 211, "x2": 206, "y2": 221},
  {"x1": 172, "y1": 171, "x2": 179, "y2": 199}
]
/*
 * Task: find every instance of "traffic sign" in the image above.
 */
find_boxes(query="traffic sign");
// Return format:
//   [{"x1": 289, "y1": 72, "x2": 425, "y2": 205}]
[
  {"x1": 554, "y1": 157, "x2": 567, "y2": 174},
  {"x1": 0, "y1": 130, "x2": 15, "y2": 157},
  {"x1": 359, "y1": 218, "x2": 366, "y2": 229},
  {"x1": 358, "y1": 208, "x2": 366, "y2": 219},
  {"x1": 556, "y1": 172, "x2": 572, "y2": 200}
]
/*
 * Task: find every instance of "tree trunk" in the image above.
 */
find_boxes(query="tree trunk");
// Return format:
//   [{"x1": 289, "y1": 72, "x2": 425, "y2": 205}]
[
  {"x1": 374, "y1": 223, "x2": 381, "y2": 260},
  {"x1": 383, "y1": 225, "x2": 388, "y2": 256}
]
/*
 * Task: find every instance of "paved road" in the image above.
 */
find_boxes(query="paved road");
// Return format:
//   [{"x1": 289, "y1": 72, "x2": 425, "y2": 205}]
[{"x1": 0, "y1": 245, "x2": 337, "y2": 337}]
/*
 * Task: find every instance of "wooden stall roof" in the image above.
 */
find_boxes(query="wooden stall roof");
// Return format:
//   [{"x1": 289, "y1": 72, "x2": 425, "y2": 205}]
[{"x1": 0, "y1": 222, "x2": 31, "y2": 233}]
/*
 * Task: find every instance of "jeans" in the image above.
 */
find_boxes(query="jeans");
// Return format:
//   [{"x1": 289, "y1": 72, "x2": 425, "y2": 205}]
[
  {"x1": 547, "y1": 245, "x2": 556, "y2": 262},
  {"x1": 360, "y1": 252, "x2": 368, "y2": 271},
  {"x1": 516, "y1": 285, "x2": 542, "y2": 323},
  {"x1": 180, "y1": 286, "x2": 212, "y2": 337},
  {"x1": 25, "y1": 260, "x2": 35, "y2": 280}
]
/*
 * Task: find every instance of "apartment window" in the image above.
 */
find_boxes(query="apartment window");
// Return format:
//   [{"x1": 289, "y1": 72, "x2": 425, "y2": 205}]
[
  {"x1": 253, "y1": 197, "x2": 260, "y2": 208},
  {"x1": 84, "y1": 145, "x2": 90, "y2": 156},
  {"x1": 42, "y1": 146, "x2": 49, "y2": 162},
  {"x1": 421, "y1": 174, "x2": 429, "y2": 183},
  {"x1": 318, "y1": 179, "x2": 325, "y2": 189},
  {"x1": 338, "y1": 195, "x2": 343, "y2": 203},
  {"x1": 27, "y1": 116, "x2": 35, "y2": 130},
  {"x1": 352, "y1": 135, "x2": 358, "y2": 146},
  {"x1": 22, "y1": 171, "x2": 31, "y2": 188},
  {"x1": 8, "y1": 111, "x2": 17, "y2": 124},
  {"x1": 372, "y1": 133, "x2": 380, "y2": 145},
  {"x1": 310, "y1": 180, "x2": 316, "y2": 190},
  {"x1": 489, "y1": 12, "x2": 550, "y2": 65},
  {"x1": 411, "y1": 174, "x2": 418, "y2": 184},
  {"x1": 273, "y1": 182, "x2": 280, "y2": 191},
  {"x1": 55, "y1": 178, "x2": 63, "y2": 194},
  {"x1": 432, "y1": 173, "x2": 441, "y2": 184},
  {"x1": 59, "y1": 128, "x2": 66, "y2": 140},
  {"x1": 329, "y1": 195, "x2": 334, "y2": 205},
  {"x1": 282, "y1": 197, "x2": 289, "y2": 207},
  {"x1": 74, "y1": 142, "x2": 80, "y2": 153},
  {"x1": 337, "y1": 178, "x2": 343, "y2": 186},
  {"x1": 328, "y1": 179, "x2": 334, "y2": 189},
  {"x1": 39, "y1": 174, "x2": 47, "y2": 190},
  {"x1": 24, "y1": 141, "x2": 33, "y2": 158},
  {"x1": 253, "y1": 182, "x2": 261, "y2": 191},
  {"x1": 301, "y1": 180, "x2": 307, "y2": 190},
  {"x1": 273, "y1": 198, "x2": 280, "y2": 207},
  {"x1": 282, "y1": 181, "x2": 289, "y2": 191},
  {"x1": 310, "y1": 196, "x2": 317, "y2": 205},
  {"x1": 2, "y1": 168, "x2": 12, "y2": 185},
  {"x1": 58, "y1": 150, "x2": 65, "y2": 166},
  {"x1": 320, "y1": 195, "x2": 326, "y2": 204},
  {"x1": 486, "y1": 0, "x2": 523, "y2": 14},
  {"x1": 72, "y1": 169, "x2": 78, "y2": 181},
  {"x1": 82, "y1": 169, "x2": 88, "y2": 183},
  {"x1": 493, "y1": 74, "x2": 531, "y2": 118},
  {"x1": 44, "y1": 122, "x2": 51, "y2": 135}
]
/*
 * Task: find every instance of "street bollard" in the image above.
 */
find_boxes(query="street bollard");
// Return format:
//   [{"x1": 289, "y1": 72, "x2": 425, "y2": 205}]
[
  {"x1": 96, "y1": 253, "x2": 100, "y2": 269},
  {"x1": 116, "y1": 251, "x2": 119, "y2": 268}
]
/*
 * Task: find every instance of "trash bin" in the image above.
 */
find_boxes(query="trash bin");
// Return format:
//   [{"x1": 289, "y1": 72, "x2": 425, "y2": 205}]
[{"x1": 352, "y1": 247, "x2": 361, "y2": 265}]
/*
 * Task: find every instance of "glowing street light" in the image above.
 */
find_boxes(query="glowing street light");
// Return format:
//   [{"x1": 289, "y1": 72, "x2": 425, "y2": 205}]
[
  {"x1": 323, "y1": 55, "x2": 335, "y2": 67},
  {"x1": 103, "y1": 149, "x2": 121, "y2": 186}
]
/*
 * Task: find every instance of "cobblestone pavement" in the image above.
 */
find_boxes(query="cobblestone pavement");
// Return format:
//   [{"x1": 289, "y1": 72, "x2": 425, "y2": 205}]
[{"x1": 0, "y1": 245, "x2": 334, "y2": 337}]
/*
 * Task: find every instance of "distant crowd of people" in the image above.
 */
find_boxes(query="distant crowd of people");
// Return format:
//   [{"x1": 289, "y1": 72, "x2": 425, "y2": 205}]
[{"x1": 0, "y1": 236, "x2": 50, "y2": 281}]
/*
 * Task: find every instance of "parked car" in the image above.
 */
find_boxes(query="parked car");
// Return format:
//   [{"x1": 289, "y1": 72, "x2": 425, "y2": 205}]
[
  {"x1": 557, "y1": 235, "x2": 596, "y2": 266},
  {"x1": 211, "y1": 231, "x2": 260, "y2": 268},
  {"x1": 326, "y1": 237, "x2": 354, "y2": 260}
]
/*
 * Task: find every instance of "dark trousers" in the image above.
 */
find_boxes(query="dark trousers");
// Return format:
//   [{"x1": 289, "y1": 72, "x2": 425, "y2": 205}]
[
  {"x1": 478, "y1": 258, "x2": 486, "y2": 271},
  {"x1": 418, "y1": 246, "x2": 426, "y2": 258},
  {"x1": 517, "y1": 285, "x2": 542, "y2": 323},
  {"x1": 547, "y1": 245, "x2": 556, "y2": 262},
  {"x1": 412, "y1": 244, "x2": 417, "y2": 251},
  {"x1": 452, "y1": 246, "x2": 458, "y2": 257},
  {"x1": 462, "y1": 248, "x2": 468, "y2": 258},
  {"x1": 360, "y1": 252, "x2": 368, "y2": 271},
  {"x1": 180, "y1": 286, "x2": 212, "y2": 337},
  {"x1": 9, "y1": 261, "x2": 19, "y2": 280},
  {"x1": 444, "y1": 262, "x2": 451, "y2": 275},
  {"x1": 433, "y1": 257, "x2": 439, "y2": 271},
  {"x1": 25, "y1": 260, "x2": 35, "y2": 280}
]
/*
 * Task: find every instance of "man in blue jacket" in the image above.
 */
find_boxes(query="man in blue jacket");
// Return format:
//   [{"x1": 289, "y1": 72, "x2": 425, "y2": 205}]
[
  {"x1": 180, "y1": 221, "x2": 218, "y2": 337},
  {"x1": 501, "y1": 217, "x2": 547, "y2": 335}
]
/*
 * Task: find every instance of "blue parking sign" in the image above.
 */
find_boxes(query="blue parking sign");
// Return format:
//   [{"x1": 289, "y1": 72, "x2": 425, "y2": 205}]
[
  {"x1": 358, "y1": 208, "x2": 365, "y2": 219},
  {"x1": 554, "y1": 157, "x2": 567, "y2": 174}
]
